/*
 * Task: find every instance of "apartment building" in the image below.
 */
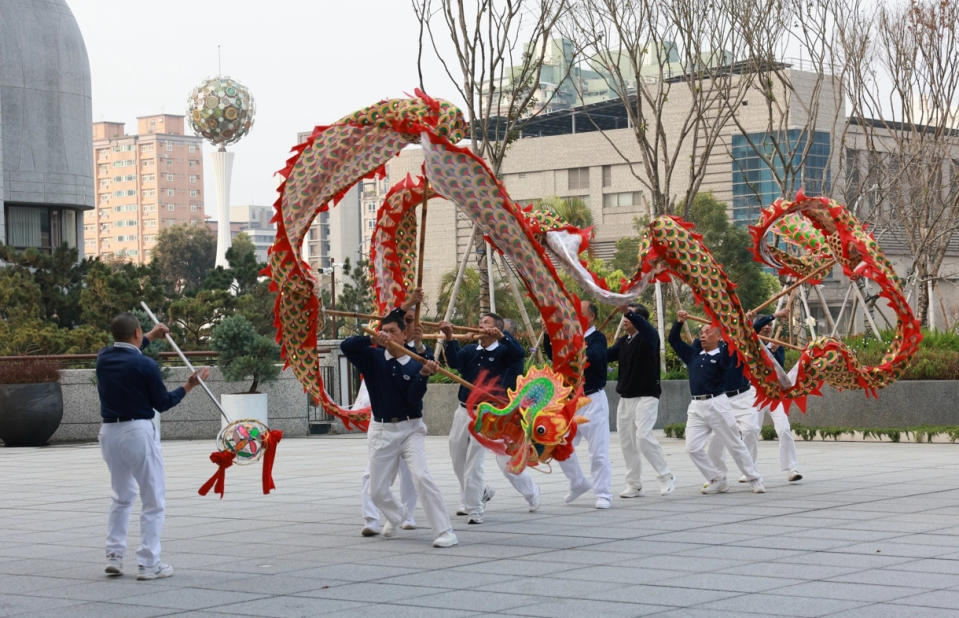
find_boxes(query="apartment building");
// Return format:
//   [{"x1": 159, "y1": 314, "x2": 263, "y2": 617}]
[{"x1": 88, "y1": 114, "x2": 205, "y2": 263}]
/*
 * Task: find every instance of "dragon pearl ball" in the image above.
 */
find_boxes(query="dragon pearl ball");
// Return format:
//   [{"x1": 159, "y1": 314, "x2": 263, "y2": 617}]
[{"x1": 187, "y1": 76, "x2": 255, "y2": 146}]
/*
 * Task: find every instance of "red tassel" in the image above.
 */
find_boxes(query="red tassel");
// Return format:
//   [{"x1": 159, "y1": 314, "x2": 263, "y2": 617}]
[
  {"x1": 198, "y1": 451, "x2": 235, "y2": 498},
  {"x1": 261, "y1": 429, "x2": 284, "y2": 494}
]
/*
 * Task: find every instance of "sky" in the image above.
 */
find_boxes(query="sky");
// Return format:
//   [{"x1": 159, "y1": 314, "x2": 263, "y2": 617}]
[{"x1": 68, "y1": 0, "x2": 457, "y2": 216}]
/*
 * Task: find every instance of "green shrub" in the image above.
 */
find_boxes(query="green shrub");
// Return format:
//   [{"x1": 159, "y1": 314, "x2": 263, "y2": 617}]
[
  {"x1": 210, "y1": 315, "x2": 280, "y2": 393},
  {"x1": 663, "y1": 422, "x2": 685, "y2": 439}
]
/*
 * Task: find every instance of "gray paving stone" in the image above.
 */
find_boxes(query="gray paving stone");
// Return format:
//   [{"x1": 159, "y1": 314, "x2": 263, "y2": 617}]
[
  {"x1": 656, "y1": 572, "x2": 805, "y2": 593},
  {"x1": 888, "y1": 589, "x2": 959, "y2": 609},
  {"x1": 704, "y1": 592, "x2": 867, "y2": 616},
  {"x1": 5, "y1": 435, "x2": 959, "y2": 616},
  {"x1": 500, "y1": 597, "x2": 669, "y2": 617},
  {"x1": 828, "y1": 603, "x2": 959, "y2": 617}
]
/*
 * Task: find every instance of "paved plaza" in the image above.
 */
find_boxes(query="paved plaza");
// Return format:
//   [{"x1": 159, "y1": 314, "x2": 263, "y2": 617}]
[{"x1": 3, "y1": 432, "x2": 959, "y2": 617}]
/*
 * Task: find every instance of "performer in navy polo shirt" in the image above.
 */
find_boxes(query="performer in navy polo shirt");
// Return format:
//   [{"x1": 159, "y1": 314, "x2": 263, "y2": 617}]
[
  {"x1": 341, "y1": 312, "x2": 458, "y2": 548},
  {"x1": 97, "y1": 312, "x2": 208, "y2": 580},
  {"x1": 669, "y1": 310, "x2": 764, "y2": 495},
  {"x1": 545, "y1": 301, "x2": 614, "y2": 509},
  {"x1": 440, "y1": 312, "x2": 540, "y2": 524}
]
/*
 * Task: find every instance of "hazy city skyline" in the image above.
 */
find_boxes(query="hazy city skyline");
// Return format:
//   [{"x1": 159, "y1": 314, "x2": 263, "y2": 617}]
[{"x1": 69, "y1": 0, "x2": 455, "y2": 216}]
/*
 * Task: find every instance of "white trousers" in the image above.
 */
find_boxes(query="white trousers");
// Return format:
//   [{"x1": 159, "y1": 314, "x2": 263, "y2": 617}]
[
  {"x1": 367, "y1": 418, "x2": 452, "y2": 535},
  {"x1": 494, "y1": 454, "x2": 540, "y2": 505},
  {"x1": 99, "y1": 419, "x2": 165, "y2": 567},
  {"x1": 685, "y1": 396, "x2": 761, "y2": 483},
  {"x1": 759, "y1": 405, "x2": 799, "y2": 471},
  {"x1": 449, "y1": 404, "x2": 487, "y2": 518},
  {"x1": 616, "y1": 395, "x2": 672, "y2": 490},
  {"x1": 707, "y1": 388, "x2": 761, "y2": 477},
  {"x1": 361, "y1": 458, "x2": 417, "y2": 526},
  {"x1": 558, "y1": 390, "x2": 612, "y2": 500}
]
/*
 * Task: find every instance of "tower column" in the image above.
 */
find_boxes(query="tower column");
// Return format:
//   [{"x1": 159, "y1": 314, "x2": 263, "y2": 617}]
[{"x1": 211, "y1": 147, "x2": 235, "y2": 268}]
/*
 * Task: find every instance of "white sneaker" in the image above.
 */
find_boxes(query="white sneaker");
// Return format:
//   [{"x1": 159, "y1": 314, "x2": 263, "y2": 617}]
[
  {"x1": 360, "y1": 523, "x2": 380, "y2": 537},
  {"x1": 105, "y1": 553, "x2": 122, "y2": 576},
  {"x1": 455, "y1": 507, "x2": 468, "y2": 516},
  {"x1": 400, "y1": 521, "x2": 416, "y2": 530},
  {"x1": 433, "y1": 530, "x2": 458, "y2": 548},
  {"x1": 528, "y1": 486, "x2": 541, "y2": 512},
  {"x1": 137, "y1": 562, "x2": 173, "y2": 581},
  {"x1": 565, "y1": 480, "x2": 591, "y2": 504},
  {"x1": 659, "y1": 474, "x2": 676, "y2": 496},
  {"x1": 788, "y1": 469, "x2": 803, "y2": 482},
  {"x1": 595, "y1": 497, "x2": 611, "y2": 509},
  {"x1": 701, "y1": 479, "x2": 729, "y2": 494},
  {"x1": 467, "y1": 514, "x2": 484, "y2": 525},
  {"x1": 382, "y1": 520, "x2": 396, "y2": 537},
  {"x1": 750, "y1": 479, "x2": 767, "y2": 494},
  {"x1": 738, "y1": 475, "x2": 748, "y2": 483},
  {"x1": 619, "y1": 486, "x2": 644, "y2": 498}
]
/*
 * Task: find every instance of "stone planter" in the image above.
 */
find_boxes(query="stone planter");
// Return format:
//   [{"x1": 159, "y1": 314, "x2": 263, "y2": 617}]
[
  {"x1": 220, "y1": 393, "x2": 268, "y2": 430},
  {"x1": 0, "y1": 382, "x2": 64, "y2": 446}
]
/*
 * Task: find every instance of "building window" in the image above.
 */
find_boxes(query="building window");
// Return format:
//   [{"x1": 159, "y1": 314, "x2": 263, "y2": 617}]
[
  {"x1": 4, "y1": 205, "x2": 77, "y2": 250},
  {"x1": 164, "y1": 158, "x2": 172, "y2": 166},
  {"x1": 166, "y1": 174, "x2": 174, "y2": 181},
  {"x1": 143, "y1": 159, "x2": 154, "y2": 168},
  {"x1": 602, "y1": 191, "x2": 643, "y2": 208},
  {"x1": 188, "y1": 144, "x2": 197, "y2": 153},
  {"x1": 190, "y1": 204, "x2": 199, "y2": 212},
  {"x1": 168, "y1": 204, "x2": 176, "y2": 211},
  {"x1": 189, "y1": 160, "x2": 198, "y2": 167},
  {"x1": 568, "y1": 167, "x2": 589, "y2": 190},
  {"x1": 731, "y1": 129, "x2": 831, "y2": 225},
  {"x1": 126, "y1": 189, "x2": 136, "y2": 196},
  {"x1": 165, "y1": 143, "x2": 173, "y2": 152},
  {"x1": 189, "y1": 190, "x2": 199, "y2": 198},
  {"x1": 189, "y1": 175, "x2": 198, "y2": 183},
  {"x1": 602, "y1": 165, "x2": 612, "y2": 187},
  {"x1": 166, "y1": 189, "x2": 175, "y2": 196}
]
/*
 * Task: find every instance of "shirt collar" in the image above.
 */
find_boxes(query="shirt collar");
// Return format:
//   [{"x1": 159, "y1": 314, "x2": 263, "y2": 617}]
[
  {"x1": 699, "y1": 347, "x2": 721, "y2": 356},
  {"x1": 478, "y1": 339, "x2": 500, "y2": 352},
  {"x1": 114, "y1": 342, "x2": 141, "y2": 354},
  {"x1": 584, "y1": 326, "x2": 596, "y2": 337},
  {"x1": 384, "y1": 349, "x2": 411, "y2": 365}
]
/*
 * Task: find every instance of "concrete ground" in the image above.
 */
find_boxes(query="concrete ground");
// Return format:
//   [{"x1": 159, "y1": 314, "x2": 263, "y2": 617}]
[{"x1": 3, "y1": 433, "x2": 959, "y2": 617}]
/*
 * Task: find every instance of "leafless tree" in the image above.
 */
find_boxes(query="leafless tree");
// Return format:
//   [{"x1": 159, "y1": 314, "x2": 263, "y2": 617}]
[
  {"x1": 563, "y1": 0, "x2": 764, "y2": 219},
  {"x1": 414, "y1": 0, "x2": 571, "y2": 313},
  {"x1": 839, "y1": 0, "x2": 959, "y2": 327},
  {"x1": 724, "y1": 0, "x2": 849, "y2": 212}
]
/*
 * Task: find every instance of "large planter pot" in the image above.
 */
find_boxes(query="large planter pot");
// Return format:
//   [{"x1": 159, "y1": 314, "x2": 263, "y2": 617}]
[
  {"x1": 220, "y1": 393, "x2": 268, "y2": 430},
  {"x1": 0, "y1": 382, "x2": 64, "y2": 446}
]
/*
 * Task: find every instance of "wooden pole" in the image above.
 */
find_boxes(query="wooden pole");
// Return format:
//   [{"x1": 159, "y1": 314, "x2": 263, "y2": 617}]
[
  {"x1": 323, "y1": 309, "x2": 484, "y2": 334},
  {"x1": 680, "y1": 313, "x2": 802, "y2": 350},
  {"x1": 749, "y1": 260, "x2": 835, "y2": 315},
  {"x1": 414, "y1": 185, "x2": 429, "y2": 325},
  {"x1": 360, "y1": 326, "x2": 506, "y2": 405},
  {"x1": 140, "y1": 301, "x2": 229, "y2": 422}
]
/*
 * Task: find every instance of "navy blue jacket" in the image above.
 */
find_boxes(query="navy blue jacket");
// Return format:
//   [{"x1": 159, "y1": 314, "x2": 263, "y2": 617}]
[
  {"x1": 341, "y1": 336, "x2": 429, "y2": 421},
  {"x1": 766, "y1": 341, "x2": 786, "y2": 367},
  {"x1": 668, "y1": 322, "x2": 732, "y2": 397},
  {"x1": 96, "y1": 338, "x2": 185, "y2": 420},
  {"x1": 607, "y1": 311, "x2": 660, "y2": 398},
  {"x1": 444, "y1": 332, "x2": 526, "y2": 404},
  {"x1": 544, "y1": 328, "x2": 607, "y2": 395}
]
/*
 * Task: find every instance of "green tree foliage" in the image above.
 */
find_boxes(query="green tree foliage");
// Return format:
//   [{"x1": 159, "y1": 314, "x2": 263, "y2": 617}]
[
  {"x1": 167, "y1": 289, "x2": 234, "y2": 348},
  {"x1": 203, "y1": 232, "x2": 262, "y2": 294},
  {"x1": 611, "y1": 236, "x2": 641, "y2": 275},
  {"x1": 210, "y1": 314, "x2": 280, "y2": 393},
  {"x1": 536, "y1": 196, "x2": 594, "y2": 229},
  {"x1": 686, "y1": 193, "x2": 777, "y2": 310},
  {"x1": 80, "y1": 260, "x2": 163, "y2": 333},
  {"x1": 152, "y1": 224, "x2": 216, "y2": 295}
]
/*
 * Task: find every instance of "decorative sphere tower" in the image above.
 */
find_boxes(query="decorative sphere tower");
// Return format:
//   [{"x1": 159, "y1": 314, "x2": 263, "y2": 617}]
[{"x1": 187, "y1": 76, "x2": 255, "y2": 267}]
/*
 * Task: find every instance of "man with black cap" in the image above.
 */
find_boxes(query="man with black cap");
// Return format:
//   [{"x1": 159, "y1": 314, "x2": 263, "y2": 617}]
[
  {"x1": 751, "y1": 310, "x2": 802, "y2": 482},
  {"x1": 608, "y1": 303, "x2": 676, "y2": 499}
]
